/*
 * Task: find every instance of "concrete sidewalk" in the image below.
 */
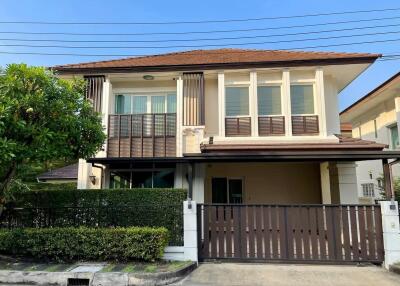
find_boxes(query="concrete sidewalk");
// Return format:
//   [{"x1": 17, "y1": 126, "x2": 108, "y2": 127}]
[{"x1": 175, "y1": 263, "x2": 400, "y2": 286}]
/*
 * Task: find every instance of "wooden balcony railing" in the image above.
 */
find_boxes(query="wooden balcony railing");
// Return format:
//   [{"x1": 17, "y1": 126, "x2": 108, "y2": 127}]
[
  {"x1": 107, "y1": 113, "x2": 176, "y2": 157},
  {"x1": 225, "y1": 117, "x2": 251, "y2": 137},
  {"x1": 258, "y1": 116, "x2": 285, "y2": 136},
  {"x1": 291, "y1": 115, "x2": 319, "y2": 135}
]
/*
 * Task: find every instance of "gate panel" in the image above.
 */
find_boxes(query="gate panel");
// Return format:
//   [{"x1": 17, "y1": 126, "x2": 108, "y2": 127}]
[{"x1": 197, "y1": 204, "x2": 384, "y2": 263}]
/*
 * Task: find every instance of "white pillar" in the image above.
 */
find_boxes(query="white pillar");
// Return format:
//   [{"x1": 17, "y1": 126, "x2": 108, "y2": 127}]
[
  {"x1": 77, "y1": 159, "x2": 91, "y2": 189},
  {"x1": 250, "y1": 71, "x2": 258, "y2": 136},
  {"x1": 379, "y1": 201, "x2": 400, "y2": 269},
  {"x1": 217, "y1": 72, "x2": 225, "y2": 137},
  {"x1": 193, "y1": 163, "x2": 205, "y2": 203},
  {"x1": 176, "y1": 76, "x2": 183, "y2": 157},
  {"x1": 183, "y1": 200, "x2": 198, "y2": 262},
  {"x1": 320, "y1": 162, "x2": 332, "y2": 204},
  {"x1": 316, "y1": 68, "x2": 327, "y2": 137},
  {"x1": 282, "y1": 69, "x2": 292, "y2": 136}
]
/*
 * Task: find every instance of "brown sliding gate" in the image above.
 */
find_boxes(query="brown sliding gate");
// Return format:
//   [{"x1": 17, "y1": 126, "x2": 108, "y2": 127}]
[{"x1": 197, "y1": 204, "x2": 384, "y2": 264}]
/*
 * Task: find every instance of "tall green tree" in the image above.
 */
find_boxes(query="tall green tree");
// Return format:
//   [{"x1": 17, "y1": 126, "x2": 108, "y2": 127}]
[{"x1": 0, "y1": 64, "x2": 106, "y2": 199}]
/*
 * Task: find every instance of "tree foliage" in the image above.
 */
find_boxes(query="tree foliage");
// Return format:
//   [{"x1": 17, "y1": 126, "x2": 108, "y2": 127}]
[{"x1": 0, "y1": 64, "x2": 106, "y2": 197}]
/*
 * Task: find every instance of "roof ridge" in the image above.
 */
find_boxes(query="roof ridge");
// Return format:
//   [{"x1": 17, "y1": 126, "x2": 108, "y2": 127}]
[{"x1": 52, "y1": 48, "x2": 380, "y2": 71}]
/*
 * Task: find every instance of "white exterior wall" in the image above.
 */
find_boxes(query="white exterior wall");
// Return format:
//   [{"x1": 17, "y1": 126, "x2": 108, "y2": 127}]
[{"x1": 337, "y1": 163, "x2": 359, "y2": 204}]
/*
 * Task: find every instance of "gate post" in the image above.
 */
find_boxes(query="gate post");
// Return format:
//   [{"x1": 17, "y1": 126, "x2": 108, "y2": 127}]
[
  {"x1": 379, "y1": 201, "x2": 400, "y2": 269},
  {"x1": 184, "y1": 200, "x2": 198, "y2": 262}
]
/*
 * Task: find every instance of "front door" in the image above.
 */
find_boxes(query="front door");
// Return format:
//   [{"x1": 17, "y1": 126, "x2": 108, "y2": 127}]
[{"x1": 211, "y1": 177, "x2": 243, "y2": 204}]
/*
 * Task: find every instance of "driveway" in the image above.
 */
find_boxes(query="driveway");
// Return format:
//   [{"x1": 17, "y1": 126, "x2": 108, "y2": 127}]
[{"x1": 175, "y1": 263, "x2": 400, "y2": 286}]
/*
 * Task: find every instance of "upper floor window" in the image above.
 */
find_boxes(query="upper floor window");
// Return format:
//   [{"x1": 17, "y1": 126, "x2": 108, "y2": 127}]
[
  {"x1": 390, "y1": 125, "x2": 399, "y2": 149},
  {"x1": 362, "y1": 183, "x2": 375, "y2": 197},
  {"x1": 257, "y1": 86, "x2": 281, "y2": 116},
  {"x1": 115, "y1": 93, "x2": 176, "y2": 114},
  {"x1": 225, "y1": 87, "x2": 249, "y2": 116},
  {"x1": 290, "y1": 85, "x2": 314, "y2": 115}
]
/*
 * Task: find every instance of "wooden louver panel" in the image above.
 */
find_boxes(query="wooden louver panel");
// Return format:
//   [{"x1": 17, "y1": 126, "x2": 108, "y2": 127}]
[
  {"x1": 107, "y1": 113, "x2": 176, "y2": 158},
  {"x1": 258, "y1": 116, "x2": 285, "y2": 136},
  {"x1": 291, "y1": 115, "x2": 319, "y2": 135},
  {"x1": 225, "y1": 117, "x2": 251, "y2": 137},
  {"x1": 183, "y1": 73, "x2": 205, "y2": 126},
  {"x1": 84, "y1": 76, "x2": 105, "y2": 113}
]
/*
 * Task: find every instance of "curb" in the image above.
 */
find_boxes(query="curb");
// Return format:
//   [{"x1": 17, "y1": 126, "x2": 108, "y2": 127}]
[
  {"x1": 389, "y1": 264, "x2": 400, "y2": 275},
  {"x1": 0, "y1": 262, "x2": 197, "y2": 286}
]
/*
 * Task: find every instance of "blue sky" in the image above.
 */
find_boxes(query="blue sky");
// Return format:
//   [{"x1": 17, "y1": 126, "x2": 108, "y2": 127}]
[{"x1": 0, "y1": 0, "x2": 399, "y2": 110}]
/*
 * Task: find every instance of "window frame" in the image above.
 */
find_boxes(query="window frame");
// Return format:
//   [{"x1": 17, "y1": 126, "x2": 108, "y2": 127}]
[
  {"x1": 224, "y1": 84, "x2": 250, "y2": 118},
  {"x1": 389, "y1": 124, "x2": 399, "y2": 150},
  {"x1": 211, "y1": 176, "x2": 245, "y2": 204},
  {"x1": 114, "y1": 92, "x2": 177, "y2": 114},
  {"x1": 289, "y1": 83, "x2": 317, "y2": 116},
  {"x1": 257, "y1": 83, "x2": 283, "y2": 117},
  {"x1": 109, "y1": 167, "x2": 175, "y2": 189},
  {"x1": 361, "y1": 183, "x2": 375, "y2": 197}
]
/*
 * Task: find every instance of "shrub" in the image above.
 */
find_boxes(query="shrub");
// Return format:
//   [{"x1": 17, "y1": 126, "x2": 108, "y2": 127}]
[
  {"x1": 5, "y1": 188, "x2": 186, "y2": 246},
  {"x1": 0, "y1": 227, "x2": 168, "y2": 262}
]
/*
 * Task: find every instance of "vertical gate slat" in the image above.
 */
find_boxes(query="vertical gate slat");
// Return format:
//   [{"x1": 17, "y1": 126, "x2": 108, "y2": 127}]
[
  {"x1": 301, "y1": 207, "x2": 311, "y2": 260},
  {"x1": 279, "y1": 207, "x2": 288, "y2": 260},
  {"x1": 325, "y1": 207, "x2": 336, "y2": 260},
  {"x1": 287, "y1": 207, "x2": 295, "y2": 260},
  {"x1": 202, "y1": 205, "x2": 209, "y2": 259},
  {"x1": 349, "y1": 206, "x2": 360, "y2": 261},
  {"x1": 341, "y1": 206, "x2": 352, "y2": 261},
  {"x1": 225, "y1": 206, "x2": 233, "y2": 258},
  {"x1": 294, "y1": 207, "x2": 303, "y2": 259},
  {"x1": 233, "y1": 206, "x2": 241, "y2": 258},
  {"x1": 333, "y1": 206, "x2": 343, "y2": 261},
  {"x1": 248, "y1": 206, "x2": 255, "y2": 258},
  {"x1": 308, "y1": 207, "x2": 318, "y2": 260},
  {"x1": 317, "y1": 207, "x2": 327, "y2": 260},
  {"x1": 271, "y1": 207, "x2": 279, "y2": 259},
  {"x1": 240, "y1": 206, "x2": 248, "y2": 259},
  {"x1": 210, "y1": 206, "x2": 217, "y2": 258},
  {"x1": 263, "y1": 206, "x2": 271, "y2": 259},
  {"x1": 358, "y1": 206, "x2": 368, "y2": 261},
  {"x1": 255, "y1": 206, "x2": 263, "y2": 259},
  {"x1": 217, "y1": 206, "x2": 225, "y2": 258},
  {"x1": 374, "y1": 205, "x2": 384, "y2": 261},
  {"x1": 366, "y1": 206, "x2": 375, "y2": 261}
]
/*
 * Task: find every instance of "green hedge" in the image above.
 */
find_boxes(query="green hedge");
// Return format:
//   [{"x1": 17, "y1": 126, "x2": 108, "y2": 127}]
[
  {"x1": 6, "y1": 188, "x2": 186, "y2": 246},
  {"x1": 0, "y1": 227, "x2": 168, "y2": 262},
  {"x1": 12, "y1": 188, "x2": 186, "y2": 208}
]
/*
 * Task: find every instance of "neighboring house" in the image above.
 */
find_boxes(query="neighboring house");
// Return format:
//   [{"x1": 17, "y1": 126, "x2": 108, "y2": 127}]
[
  {"x1": 37, "y1": 163, "x2": 78, "y2": 184},
  {"x1": 340, "y1": 72, "x2": 400, "y2": 203},
  {"x1": 52, "y1": 49, "x2": 400, "y2": 263}
]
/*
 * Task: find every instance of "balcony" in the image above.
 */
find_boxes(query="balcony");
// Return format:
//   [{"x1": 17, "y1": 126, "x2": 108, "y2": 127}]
[{"x1": 107, "y1": 113, "x2": 176, "y2": 158}]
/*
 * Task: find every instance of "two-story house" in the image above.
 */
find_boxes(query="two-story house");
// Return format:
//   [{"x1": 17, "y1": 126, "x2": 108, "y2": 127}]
[
  {"x1": 53, "y1": 49, "x2": 400, "y2": 263},
  {"x1": 54, "y1": 48, "x2": 393, "y2": 203},
  {"x1": 340, "y1": 72, "x2": 400, "y2": 203}
]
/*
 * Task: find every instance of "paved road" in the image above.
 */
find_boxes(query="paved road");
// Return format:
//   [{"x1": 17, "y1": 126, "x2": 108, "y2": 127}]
[{"x1": 174, "y1": 263, "x2": 400, "y2": 286}]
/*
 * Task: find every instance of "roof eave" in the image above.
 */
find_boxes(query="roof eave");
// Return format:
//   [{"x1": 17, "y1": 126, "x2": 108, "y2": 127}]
[{"x1": 53, "y1": 56, "x2": 379, "y2": 75}]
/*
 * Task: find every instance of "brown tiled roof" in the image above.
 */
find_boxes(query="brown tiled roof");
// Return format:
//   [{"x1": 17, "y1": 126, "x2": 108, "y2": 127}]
[
  {"x1": 37, "y1": 163, "x2": 78, "y2": 180},
  {"x1": 53, "y1": 48, "x2": 380, "y2": 73},
  {"x1": 200, "y1": 135, "x2": 387, "y2": 153}
]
